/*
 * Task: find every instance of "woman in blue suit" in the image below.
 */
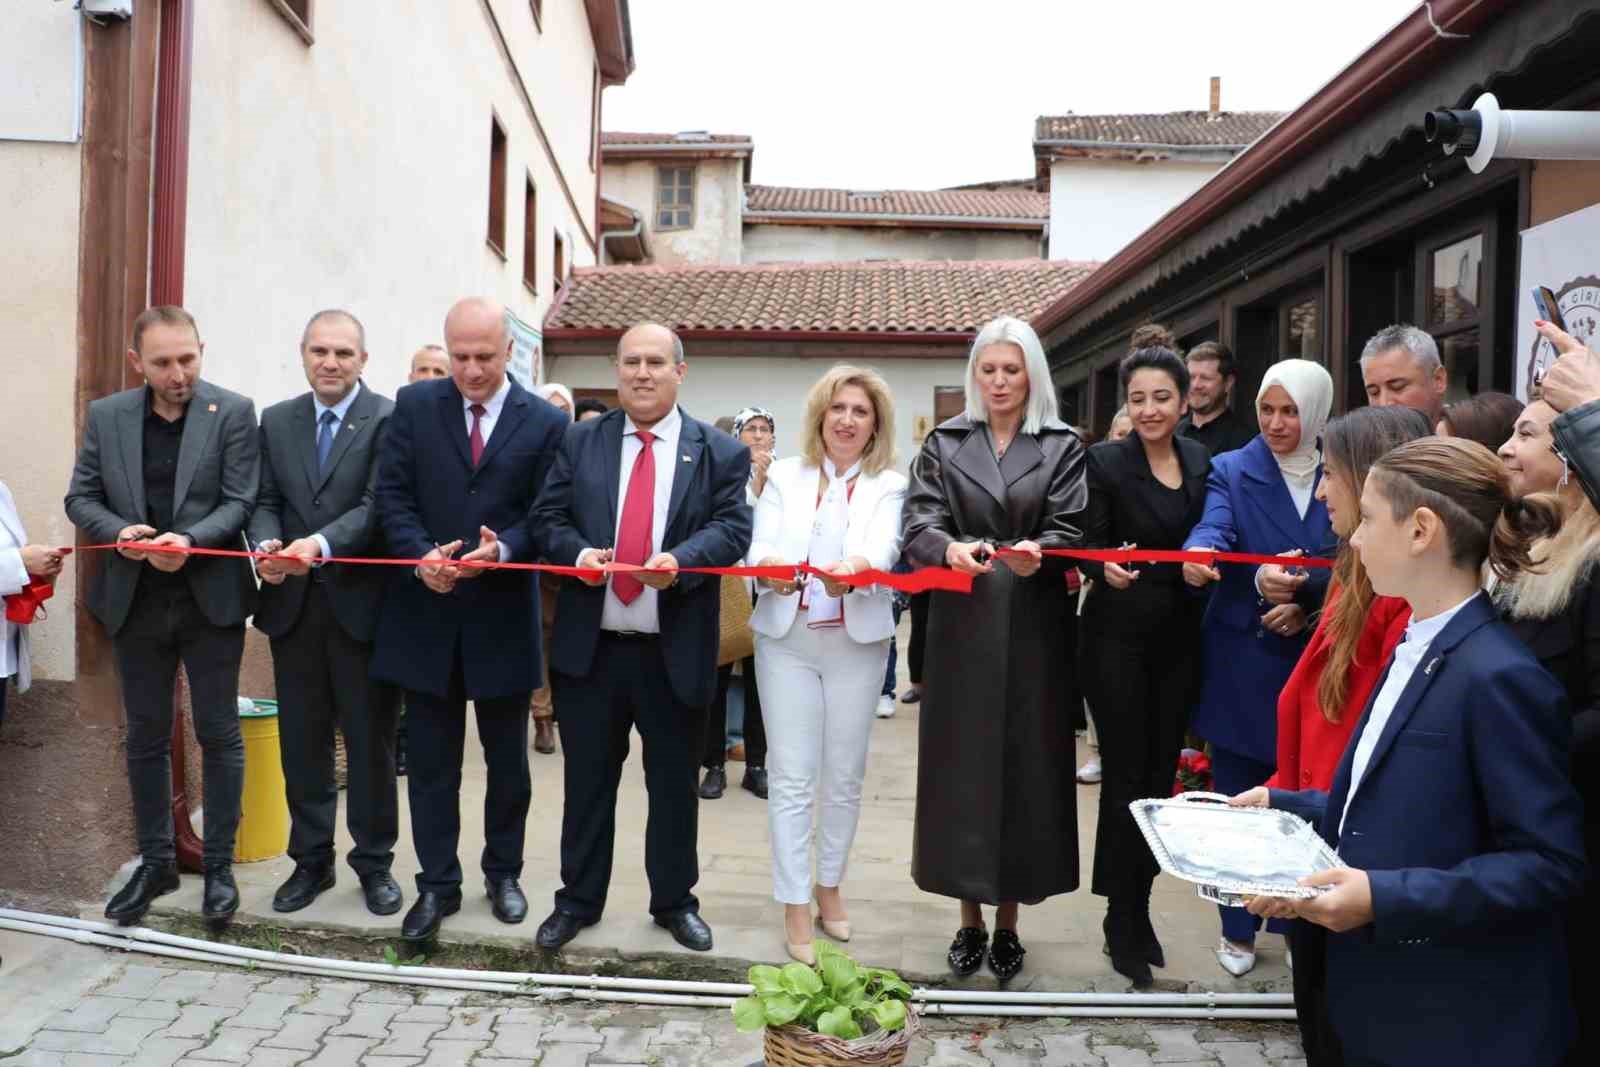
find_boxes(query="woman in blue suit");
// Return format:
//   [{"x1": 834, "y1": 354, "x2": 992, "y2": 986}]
[{"x1": 1182, "y1": 359, "x2": 1336, "y2": 976}]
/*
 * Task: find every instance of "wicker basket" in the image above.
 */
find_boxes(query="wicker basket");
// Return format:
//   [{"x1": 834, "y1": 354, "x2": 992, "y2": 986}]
[{"x1": 761, "y1": 1015, "x2": 915, "y2": 1067}]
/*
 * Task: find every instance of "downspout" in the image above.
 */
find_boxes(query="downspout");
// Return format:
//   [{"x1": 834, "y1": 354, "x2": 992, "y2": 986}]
[
  {"x1": 150, "y1": 0, "x2": 202, "y2": 873},
  {"x1": 599, "y1": 216, "x2": 644, "y2": 265}
]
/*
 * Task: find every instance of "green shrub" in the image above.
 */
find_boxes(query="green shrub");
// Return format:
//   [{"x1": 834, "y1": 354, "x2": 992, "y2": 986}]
[{"x1": 731, "y1": 942, "x2": 913, "y2": 1039}]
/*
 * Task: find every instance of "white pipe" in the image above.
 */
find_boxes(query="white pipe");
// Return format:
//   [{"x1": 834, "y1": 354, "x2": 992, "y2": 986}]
[{"x1": 0, "y1": 908, "x2": 1295, "y2": 1018}]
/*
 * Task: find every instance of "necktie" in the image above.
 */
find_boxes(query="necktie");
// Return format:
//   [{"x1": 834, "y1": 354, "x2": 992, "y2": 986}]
[
  {"x1": 612, "y1": 430, "x2": 656, "y2": 605},
  {"x1": 469, "y1": 403, "x2": 486, "y2": 466},
  {"x1": 316, "y1": 410, "x2": 337, "y2": 475}
]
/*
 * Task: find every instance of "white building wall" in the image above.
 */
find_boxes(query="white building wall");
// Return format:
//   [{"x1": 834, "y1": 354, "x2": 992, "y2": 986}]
[
  {"x1": 0, "y1": 140, "x2": 82, "y2": 682},
  {"x1": 602, "y1": 159, "x2": 744, "y2": 266},
  {"x1": 1048, "y1": 160, "x2": 1221, "y2": 262},
  {"x1": 742, "y1": 224, "x2": 1040, "y2": 264},
  {"x1": 184, "y1": 0, "x2": 602, "y2": 404},
  {"x1": 547, "y1": 354, "x2": 966, "y2": 474}
]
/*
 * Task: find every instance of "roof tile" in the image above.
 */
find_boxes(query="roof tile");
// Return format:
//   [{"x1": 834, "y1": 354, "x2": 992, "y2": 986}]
[
  {"x1": 744, "y1": 185, "x2": 1048, "y2": 222},
  {"x1": 1035, "y1": 111, "x2": 1283, "y2": 148}
]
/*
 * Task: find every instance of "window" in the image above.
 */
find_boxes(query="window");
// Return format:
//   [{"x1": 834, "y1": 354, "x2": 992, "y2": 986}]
[
  {"x1": 529, "y1": 0, "x2": 543, "y2": 30},
  {"x1": 589, "y1": 67, "x2": 602, "y2": 172},
  {"x1": 934, "y1": 386, "x2": 965, "y2": 425},
  {"x1": 656, "y1": 166, "x2": 695, "y2": 230},
  {"x1": 553, "y1": 232, "x2": 566, "y2": 291},
  {"x1": 487, "y1": 116, "x2": 507, "y2": 257},
  {"x1": 1280, "y1": 291, "x2": 1322, "y2": 363},
  {"x1": 269, "y1": 0, "x2": 314, "y2": 44},
  {"x1": 522, "y1": 176, "x2": 537, "y2": 294},
  {"x1": 1420, "y1": 228, "x2": 1487, "y2": 400}
]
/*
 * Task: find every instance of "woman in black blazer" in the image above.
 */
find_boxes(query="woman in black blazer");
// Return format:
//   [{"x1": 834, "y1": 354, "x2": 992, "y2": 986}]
[{"x1": 1080, "y1": 346, "x2": 1211, "y2": 987}]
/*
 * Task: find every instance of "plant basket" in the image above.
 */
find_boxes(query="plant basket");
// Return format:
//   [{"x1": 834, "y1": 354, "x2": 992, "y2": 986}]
[{"x1": 762, "y1": 1013, "x2": 916, "y2": 1067}]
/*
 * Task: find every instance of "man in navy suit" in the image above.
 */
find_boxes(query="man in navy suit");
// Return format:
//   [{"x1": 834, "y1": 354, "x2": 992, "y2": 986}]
[
  {"x1": 371, "y1": 297, "x2": 568, "y2": 941},
  {"x1": 531, "y1": 323, "x2": 753, "y2": 952}
]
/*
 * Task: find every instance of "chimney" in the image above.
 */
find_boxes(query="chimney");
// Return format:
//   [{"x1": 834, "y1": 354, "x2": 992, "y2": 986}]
[{"x1": 1209, "y1": 76, "x2": 1221, "y2": 118}]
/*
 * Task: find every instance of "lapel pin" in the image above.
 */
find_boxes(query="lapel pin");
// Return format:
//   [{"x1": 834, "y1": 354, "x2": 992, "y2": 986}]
[
  {"x1": 207, "y1": 403, "x2": 217, "y2": 413},
  {"x1": 682, "y1": 454, "x2": 692, "y2": 462},
  {"x1": 1423, "y1": 656, "x2": 1441, "y2": 676}
]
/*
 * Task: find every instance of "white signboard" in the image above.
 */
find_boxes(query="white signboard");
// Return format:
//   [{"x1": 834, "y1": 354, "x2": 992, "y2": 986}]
[
  {"x1": 1, "y1": 4, "x2": 84, "y2": 143},
  {"x1": 1516, "y1": 202, "x2": 1600, "y2": 400},
  {"x1": 506, "y1": 312, "x2": 543, "y2": 391}
]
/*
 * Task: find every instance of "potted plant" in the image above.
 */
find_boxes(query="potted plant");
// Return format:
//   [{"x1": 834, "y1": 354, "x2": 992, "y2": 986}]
[{"x1": 732, "y1": 941, "x2": 916, "y2": 1067}]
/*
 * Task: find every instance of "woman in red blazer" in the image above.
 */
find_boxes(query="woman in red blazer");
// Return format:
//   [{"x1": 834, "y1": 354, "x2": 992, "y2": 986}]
[{"x1": 1253, "y1": 404, "x2": 1430, "y2": 1067}]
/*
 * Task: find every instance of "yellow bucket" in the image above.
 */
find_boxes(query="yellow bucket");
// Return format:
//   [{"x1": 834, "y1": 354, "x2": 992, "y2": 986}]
[{"x1": 235, "y1": 698, "x2": 290, "y2": 863}]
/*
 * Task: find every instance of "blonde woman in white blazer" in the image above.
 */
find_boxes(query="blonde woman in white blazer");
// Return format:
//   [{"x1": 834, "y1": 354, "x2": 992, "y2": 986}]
[{"x1": 748, "y1": 366, "x2": 906, "y2": 965}]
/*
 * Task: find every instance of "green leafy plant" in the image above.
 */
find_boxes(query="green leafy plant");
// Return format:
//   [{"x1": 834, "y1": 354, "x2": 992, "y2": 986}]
[
  {"x1": 731, "y1": 942, "x2": 912, "y2": 1039},
  {"x1": 382, "y1": 944, "x2": 427, "y2": 967}
]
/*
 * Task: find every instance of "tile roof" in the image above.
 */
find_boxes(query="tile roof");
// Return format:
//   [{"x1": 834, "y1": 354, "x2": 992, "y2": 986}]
[
  {"x1": 1035, "y1": 111, "x2": 1284, "y2": 149},
  {"x1": 744, "y1": 185, "x2": 1049, "y2": 224},
  {"x1": 545, "y1": 259, "x2": 1098, "y2": 337},
  {"x1": 602, "y1": 131, "x2": 753, "y2": 147}
]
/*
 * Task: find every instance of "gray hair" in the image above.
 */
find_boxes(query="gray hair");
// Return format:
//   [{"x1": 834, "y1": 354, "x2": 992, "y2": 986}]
[
  {"x1": 1359, "y1": 324, "x2": 1440, "y2": 374},
  {"x1": 963, "y1": 316, "x2": 1060, "y2": 435},
  {"x1": 301, "y1": 308, "x2": 366, "y2": 351}
]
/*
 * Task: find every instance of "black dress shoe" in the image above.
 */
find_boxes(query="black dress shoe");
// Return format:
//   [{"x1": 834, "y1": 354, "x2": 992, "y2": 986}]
[
  {"x1": 1103, "y1": 908, "x2": 1154, "y2": 988},
  {"x1": 989, "y1": 929, "x2": 1026, "y2": 982},
  {"x1": 741, "y1": 766, "x2": 769, "y2": 799},
  {"x1": 533, "y1": 719, "x2": 557, "y2": 755},
  {"x1": 486, "y1": 877, "x2": 528, "y2": 924},
  {"x1": 654, "y1": 910, "x2": 714, "y2": 951},
  {"x1": 1135, "y1": 908, "x2": 1166, "y2": 968},
  {"x1": 272, "y1": 864, "x2": 335, "y2": 913},
  {"x1": 105, "y1": 862, "x2": 181, "y2": 925},
  {"x1": 698, "y1": 765, "x2": 726, "y2": 799},
  {"x1": 360, "y1": 870, "x2": 404, "y2": 916},
  {"x1": 536, "y1": 908, "x2": 594, "y2": 949},
  {"x1": 402, "y1": 891, "x2": 461, "y2": 941},
  {"x1": 202, "y1": 866, "x2": 240, "y2": 923},
  {"x1": 947, "y1": 926, "x2": 988, "y2": 977}
]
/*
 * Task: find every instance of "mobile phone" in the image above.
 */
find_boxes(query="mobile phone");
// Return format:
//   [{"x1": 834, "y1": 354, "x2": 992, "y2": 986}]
[{"x1": 1533, "y1": 286, "x2": 1568, "y2": 333}]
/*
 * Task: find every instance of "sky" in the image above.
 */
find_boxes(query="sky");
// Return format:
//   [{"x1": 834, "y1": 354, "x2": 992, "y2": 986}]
[{"x1": 605, "y1": 0, "x2": 1422, "y2": 191}]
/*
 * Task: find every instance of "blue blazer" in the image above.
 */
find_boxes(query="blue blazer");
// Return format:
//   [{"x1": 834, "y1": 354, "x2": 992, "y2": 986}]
[
  {"x1": 532, "y1": 407, "x2": 753, "y2": 710},
  {"x1": 370, "y1": 377, "x2": 569, "y2": 700},
  {"x1": 1272, "y1": 593, "x2": 1585, "y2": 1066},
  {"x1": 1183, "y1": 435, "x2": 1335, "y2": 762}
]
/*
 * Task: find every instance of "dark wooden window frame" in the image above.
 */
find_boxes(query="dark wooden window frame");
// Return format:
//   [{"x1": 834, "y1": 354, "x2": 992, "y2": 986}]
[
  {"x1": 655, "y1": 165, "x2": 696, "y2": 232},
  {"x1": 1414, "y1": 214, "x2": 1497, "y2": 399},
  {"x1": 522, "y1": 172, "x2": 538, "y2": 296},
  {"x1": 268, "y1": 0, "x2": 314, "y2": 45},
  {"x1": 487, "y1": 113, "x2": 508, "y2": 259},
  {"x1": 589, "y1": 66, "x2": 602, "y2": 173},
  {"x1": 553, "y1": 230, "x2": 567, "y2": 291}
]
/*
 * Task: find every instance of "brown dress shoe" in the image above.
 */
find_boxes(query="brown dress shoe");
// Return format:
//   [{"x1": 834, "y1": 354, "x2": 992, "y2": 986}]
[{"x1": 533, "y1": 719, "x2": 557, "y2": 754}]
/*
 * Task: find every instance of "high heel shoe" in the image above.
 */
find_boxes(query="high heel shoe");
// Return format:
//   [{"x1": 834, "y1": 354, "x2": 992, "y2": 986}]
[
  {"x1": 813, "y1": 887, "x2": 850, "y2": 942},
  {"x1": 786, "y1": 940, "x2": 816, "y2": 965}
]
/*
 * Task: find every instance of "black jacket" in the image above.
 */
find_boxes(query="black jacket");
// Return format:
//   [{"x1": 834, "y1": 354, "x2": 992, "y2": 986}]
[{"x1": 1553, "y1": 401, "x2": 1600, "y2": 514}]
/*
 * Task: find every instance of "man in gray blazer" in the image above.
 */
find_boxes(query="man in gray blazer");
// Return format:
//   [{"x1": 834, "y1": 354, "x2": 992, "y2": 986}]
[
  {"x1": 249, "y1": 309, "x2": 401, "y2": 917},
  {"x1": 64, "y1": 305, "x2": 259, "y2": 926}
]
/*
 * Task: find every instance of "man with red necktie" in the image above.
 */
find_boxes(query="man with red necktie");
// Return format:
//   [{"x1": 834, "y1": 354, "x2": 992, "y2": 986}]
[
  {"x1": 532, "y1": 322, "x2": 753, "y2": 952},
  {"x1": 371, "y1": 297, "x2": 569, "y2": 942}
]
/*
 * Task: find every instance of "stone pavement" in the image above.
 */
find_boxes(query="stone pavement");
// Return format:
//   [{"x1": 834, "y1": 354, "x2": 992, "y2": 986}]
[
  {"x1": 0, "y1": 933, "x2": 1306, "y2": 1066},
  {"x1": 139, "y1": 617, "x2": 1288, "y2": 996}
]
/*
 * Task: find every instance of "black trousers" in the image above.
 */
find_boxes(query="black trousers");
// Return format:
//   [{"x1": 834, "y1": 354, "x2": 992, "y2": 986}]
[
  {"x1": 403, "y1": 648, "x2": 531, "y2": 895},
  {"x1": 703, "y1": 656, "x2": 765, "y2": 768},
  {"x1": 0, "y1": 672, "x2": 8, "y2": 728},
  {"x1": 1090, "y1": 625, "x2": 1196, "y2": 900},
  {"x1": 552, "y1": 633, "x2": 701, "y2": 922},
  {"x1": 906, "y1": 593, "x2": 929, "y2": 686},
  {"x1": 112, "y1": 583, "x2": 245, "y2": 869},
  {"x1": 1291, "y1": 920, "x2": 1345, "y2": 1066},
  {"x1": 270, "y1": 581, "x2": 399, "y2": 877}
]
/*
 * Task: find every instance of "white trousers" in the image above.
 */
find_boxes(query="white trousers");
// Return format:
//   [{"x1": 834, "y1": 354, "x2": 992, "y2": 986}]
[{"x1": 755, "y1": 619, "x2": 890, "y2": 905}]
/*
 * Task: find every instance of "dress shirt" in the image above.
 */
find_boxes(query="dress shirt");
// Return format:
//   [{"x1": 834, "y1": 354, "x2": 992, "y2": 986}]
[
  {"x1": 464, "y1": 377, "x2": 516, "y2": 563},
  {"x1": 142, "y1": 389, "x2": 188, "y2": 589},
  {"x1": 309, "y1": 382, "x2": 361, "y2": 561},
  {"x1": 0, "y1": 514, "x2": 21, "y2": 682},
  {"x1": 1339, "y1": 590, "x2": 1481, "y2": 835},
  {"x1": 1178, "y1": 408, "x2": 1257, "y2": 458},
  {"x1": 595, "y1": 405, "x2": 682, "y2": 634}
]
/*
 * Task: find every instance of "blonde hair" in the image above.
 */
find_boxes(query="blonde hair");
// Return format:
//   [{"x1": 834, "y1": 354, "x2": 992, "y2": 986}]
[
  {"x1": 1495, "y1": 493, "x2": 1600, "y2": 620},
  {"x1": 800, "y1": 364, "x2": 897, "y2": 475},
  {"x1": 964, "y1": 316, "x2": 1059, "y2": 435}
]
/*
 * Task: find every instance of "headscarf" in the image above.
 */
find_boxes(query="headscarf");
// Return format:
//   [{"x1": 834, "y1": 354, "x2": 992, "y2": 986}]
[
  {"x1": 536, "y1": 382, "x2": 575, "y2": 421},
  {"x1": 1255, "y1": 359, "x2": 1333, "y2": 493},
  {"x1": 732, "y1": 406, "x2": 775, "y2": 438}
]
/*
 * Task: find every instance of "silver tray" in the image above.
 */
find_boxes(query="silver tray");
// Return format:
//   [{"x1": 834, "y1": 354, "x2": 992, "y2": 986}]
[{"x1": 1130, "y1": 792, "x2": 1341, "y2": 906}]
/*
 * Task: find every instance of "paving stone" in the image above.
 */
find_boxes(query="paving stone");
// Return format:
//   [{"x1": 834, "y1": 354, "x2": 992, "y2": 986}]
[
  {"x1": 146, "y1": 972, "x2": 221, "y2": 1004},
  {"x1": 1099, "y1": 1049, "x2": 1156, "y2": 1067},
  {"x1": 541, "y1": 1020, "x2": 604, "y2": 1044},
  {"x1": 213, "y1": 1050, "x2": 305, "y2": 1067},
  {"x1": 1148, "y1": 1027, "x2": 1215, "y2": 1063},
  {"x1": 330, "y1": 1003, "x2": 403, "y2": 1039},
  {"x1": 95, "y1": 965, "x2": 179, "y2": 1000},
  {"x1": 1270, "y1": 1059, "x2": 1307, "y2": 1067},
  {"x1": 390, "y1": 1005, "x2": 452, "y2": 1025},
  {"x1": 597, "y1": 1026, "x2": 651, "y2": 1061},
  {"x1": 297, "y1": 1036, "x2": 377, "y2": 1067},
  {"x1": 159, "y1": 1005, "x2": 240, "y2": 1041},
  {"x1": 1203, "y1": 1043, "x2": 1271, "y2": 1067},
  {"x1": 44, "y1": 996, "x2": 130, "y2": 1033},
  {"x1": 363, "y1": 1059, "x2": 423, "y2": 1067},
  {"x1": 227, "y1": 992, "x2": 303, "y2": 1031},
  {"x1": 1041, "y1": 1031, "x2": 1104, "y2": 1066},
  {"x1": 432, "y1": 1007, "x2": 499, "y2": 1041},
  {"x1": 298, "y1": 981, "x2": 365, "y2": 1017},
  {"x1": 185, "y1": 1024, "x2": 272, "y2": 1064},
  {"x1": 532, "y1": 1047, "x2": 594, "y2": 1067},
  {"x1": 1, "y1": 1052, "x2": 68, "y2": 1067},
  {"x1": 473, "y1": 1059, "x2": 537, "y2": 1067},
  {"x1": 649, "y1": 1019, "x2": 707, "y2": 1046},
  {"x1": 486, "y1": 1023, "x2": 544, "y2": 1058},
  {"x1": 416, "y1": 991, "x2": 469, "y2": 1007},
  {"x1": 255, "y1": 978, "x2": 315, "y2": 997},
  {"x1": 189, "y1": 974, "x2": 262, "y2": 1011},
  {"x1": 369, "y1": 1022, "x2": 445, "y2": 1058},
  {"x1": 1260, "y1": 1038, "x2": 1302, "y2": 1060},
  {"x1": 353, "y1": 987, "x2": 415, "y2": 1006},
  {"x1": 115, "y1": 999, "x2": 182, "y2": 1022},
  {"x1": 29, "y1": 1018, "x2": 169, "y2": 1056},
  {"x1": 414, "y1": 1040, "x2": 488, "y2": 1066},
  {"x1": 926, "y1": 1037, "x2": 991, "y2": 1066},
  {"x1": 127, "y1": 1037, "x2": 205, "y2": 1067},
  {"x1": 260, "y1": 1013, "x2": 339, "y2": 1052}
]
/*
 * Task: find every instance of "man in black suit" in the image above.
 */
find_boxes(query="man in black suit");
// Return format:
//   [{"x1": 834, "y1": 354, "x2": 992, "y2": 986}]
[
  {"x1": 64, "y1": 305, "x2": 259, "y2": 926},
  {"x1": 532, "y1": 323, "x2": 753, "y2": 952},
  {"x1": 372, "y1": 296, "x2": 568, "y2": 941},
  {"x1": 249, "y1": 309, "x2": 401, "y2": 917}
]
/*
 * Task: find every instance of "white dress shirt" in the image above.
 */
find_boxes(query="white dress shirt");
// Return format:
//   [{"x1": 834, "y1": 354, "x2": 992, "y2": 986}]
[
  {"x1": 466, "y1": 376, "x2": 516, "y2": 563},
  {"x1": 598, "y1": 406, "x2": 682, "y2": 634},
  {"x1": 1339, "y1": 590, "x2": 1481, "y2": 835},
  {"x1": 309, "y1": 382, "x2": 361, "y2": 561}
]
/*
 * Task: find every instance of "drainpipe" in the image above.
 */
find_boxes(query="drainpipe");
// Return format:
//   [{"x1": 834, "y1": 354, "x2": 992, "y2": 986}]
[
  {"x1": 150, "y1": 0, "x2": 201, "y2": 873},
  {"x1": 599, "y1": 216, "x2": 645, "y2": 265}
]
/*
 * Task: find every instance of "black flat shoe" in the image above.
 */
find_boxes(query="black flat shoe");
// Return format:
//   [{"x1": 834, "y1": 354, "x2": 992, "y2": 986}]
[
  {"x1": 486, "y1": 877, "x2": 528, "y2": 924},
  {"x1": 536, "y1": 908, "x2": 594, "y2": 950},
  {"x1": 741, "y1": 766, "x2": 768, "y2": 799},
  {"x1": 360, "y1": 870, "x2": 404, "y2": 916},
  {"x1": 272, "y1": 864, "x2": 335, "y2": 913},
  {"x1": 988, "y1": 929, "x2": 1026, "y2": 982},
  {"x1": 202, "y1": 866, "x2": 240, "y2": 924},
  {"x1": 1103, "y1": 910, "x2": 1153, "y2": 988},
  {"x1": 899, "y1": 688, "x2": 922, "y2": 704},
  {"x1": 699, "y1": 765, "x2": 726, "y2": 799},
  {"x1": 533, "y1": 719, "x2": 557, "y2": 755},
  {"x1": 401, "y1": 890, "x2": 462, "y2": 941},
  {"x1": 655, "y1": 910, "x2": 714, "y2": 951},
  {"x1": 105, "y1": 862, "x2": 181, "y2": 925},
  {"x1": 947, "y1": 926, "x2": 988, "y2": 977}
]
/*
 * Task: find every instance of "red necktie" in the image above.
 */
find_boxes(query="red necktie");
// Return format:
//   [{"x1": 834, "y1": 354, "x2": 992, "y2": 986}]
[
  {"x1": 469, "y1": 403, "x2": 486, "y2": 466},
  {"x1": 612, "y1": 429, "x2": 656, "y2": 605}
]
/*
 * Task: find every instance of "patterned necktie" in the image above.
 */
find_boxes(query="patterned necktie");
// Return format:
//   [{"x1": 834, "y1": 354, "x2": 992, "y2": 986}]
[
  {"x1": 469, "y1": 403, "x2": 487, "y2": 466},
  {"x1": 612, "y1": 430, "x2": 656, "y2": 605},
  {"x1": 316, "y1": 410, "x2": 337, "y2": 475}
]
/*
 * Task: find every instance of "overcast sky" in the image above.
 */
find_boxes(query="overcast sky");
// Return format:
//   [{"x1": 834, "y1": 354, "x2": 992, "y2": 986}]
[{"x1": 605, "y1": 0, "x2": 1420, "y2": 190}]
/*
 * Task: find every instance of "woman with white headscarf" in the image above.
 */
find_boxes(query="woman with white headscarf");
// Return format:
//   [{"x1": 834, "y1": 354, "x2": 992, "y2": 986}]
[{"x1": 1181, "y1": 358, "x2": 1336, "y2": 978}]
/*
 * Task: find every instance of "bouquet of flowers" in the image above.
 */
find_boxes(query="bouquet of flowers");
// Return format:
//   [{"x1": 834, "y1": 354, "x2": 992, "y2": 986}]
[{"x1": 1172, "y1": 747, "x2": 1213, "y2": 795}]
